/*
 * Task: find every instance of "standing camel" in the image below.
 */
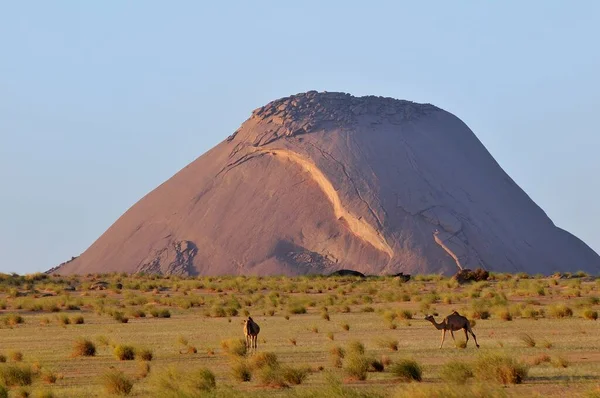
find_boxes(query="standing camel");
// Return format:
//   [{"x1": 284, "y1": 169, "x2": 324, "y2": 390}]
[
  {"x1": 424, "y1": 311, "x2": 479, "y2": 348},
  {"x1": 243, "y1": 317, "x2": 260, "y2": 350}
]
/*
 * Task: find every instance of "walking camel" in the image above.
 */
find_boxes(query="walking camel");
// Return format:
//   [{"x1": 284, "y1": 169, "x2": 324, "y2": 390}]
[
  {"x1": 243, "y1": 317, "x2": 260, "y2": 350},
  {"x1": 424, "y1": 311, "x2": 479, "y2": 348}
]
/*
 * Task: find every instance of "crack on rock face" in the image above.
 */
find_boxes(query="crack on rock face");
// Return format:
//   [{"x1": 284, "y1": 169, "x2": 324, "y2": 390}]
[{"x1": 137, "y1": 240, "x2": 198, "y2": 276}]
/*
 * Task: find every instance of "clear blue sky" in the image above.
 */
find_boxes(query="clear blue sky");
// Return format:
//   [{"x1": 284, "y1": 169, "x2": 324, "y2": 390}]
[{"x1": 1, "y1": 1, "x2": 598, "y2": 274}]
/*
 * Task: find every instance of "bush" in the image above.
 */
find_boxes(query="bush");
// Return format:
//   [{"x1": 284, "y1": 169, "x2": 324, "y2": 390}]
[
  {"x1": 344, "y1": 353, "x2": 370, "y2": 381},
  {"x1": 71, "y1": 315, "x2": 84, "y2": 324},
  {"x1": 189, "y1": 368, "x2": 216, "y2": 391},
  {"x1": 150, "y1": 309, "x2": 171, "y2": 318},
  {"x1": 72, "y1": 338, "x2": 96, "y2": 357},
  {"x1": 531, "y1": 354, "x2": 551, "y2": 366},
  {"x1": 152, "y1": 366, "x2": 216, "y2": 394},
  {"x1": 496, "y1": 308, "x2": 512, "y2": 321},
  {"x1": 10, "y1": 351, "x2": 24, "y2": 362},
  {"x1": 248, "y1": 352, "x2": 279, "y2": 370},
  {"x1": 394, "y1": 383, "x2": 506, "y2": 398},
  {"x1": 583, "y1": 309, "x2": 598, "y2": 320},
  {"x1": 136, "y1": 361, "x2": 151, "y2": 379},
  {"x1": 329, "y1": 346, "x2": 345, "y2": 368},
  {"x1": 137, "y1": 348, "x2": 153, "y2": 361},
  {"x1": 257, "y1": 364, "x2": 288, "y2": 388},
  {"x1": 101, "y1": 370, "x2": 133, "y2": 395},
  {"x1": 376, "y1": 338, "x2": 399, "y2": 351},
  {"x1": 281, "y1": 365, "x2": 310, "y2": 385},
  {"x1": 552, "y1": 356, "x2": 570, "y2": 368},
  {"x1": 0, "y1": 385, "x2": 6, "y2": 398},
  {"x1": 474, "y1": 353, "x2": 528, "y2": 384},
  {"x1": 220, "y1": 338, "x2": 247, "y2": 357},
  {"x1": 288, "y1": 304, "x2": 307, "y2": 314},
  {"x1": 0, "y1": 364, "x2": 33, "y2": 386},
  {"x1": 41, "y1": 370, "x2": 58, "y2": 384},
  {"x1": 231, "y1": 360, "x2": 252, "y2": 382},
  {"x1": 454, "y1": 268, "x2": 489, "y2": 284},
  {"x1": 114, "y1": 345, "x2": 136, "y2": 361},
  {"x1": 347, "y1": 340, "x2": 365, "y2": 355},
  {"x1": 390, "y1": 359, "x2": 423, "y2": 382},
  {"x1": 519, "y1": 333, "x2": 536, "y2": 348},
  {"x1": 0, "y1": 355, "x2": 5, "y2": 363},
  {"x1": 3, "y1": 314, "x2": 24, "y2": 326},
  {"x1": 548, "y1": 304, "x2": 573, "y2": 318},
  {"x1": 440, "y1": 361, "x2": 473, "y2": 384}
]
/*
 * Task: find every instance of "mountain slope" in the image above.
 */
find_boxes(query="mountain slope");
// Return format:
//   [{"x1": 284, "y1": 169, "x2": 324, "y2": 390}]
[{"x1": 54, "y1": 91, "x2": 600, "y2": 276}]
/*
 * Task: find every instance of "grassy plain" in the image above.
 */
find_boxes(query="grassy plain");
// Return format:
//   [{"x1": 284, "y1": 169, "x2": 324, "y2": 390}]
[{"x1": 0, "y1": 272, "x2": 599, "y2": 397}]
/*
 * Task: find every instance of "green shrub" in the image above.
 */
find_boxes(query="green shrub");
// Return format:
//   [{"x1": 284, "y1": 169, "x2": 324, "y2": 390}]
[
  {"x1": 552, "y1": 356, "x2": 570, "y2": 368},
  {"x1": 248, "y1": 352, "x2": 278, "y2": 370},
  {"x1": 10, "y1": 351, "x2": 24, "y2": 362},
  {"x1": 0, "y1": 364, "x2": 34, "y2": 386},
  {"x1": 72, "y1": 338, "x2": 96, "y2": 357},
  {"x1": 114, "y1": 345, "x2": 136, "y2": 361},
  {"x1": 329, "y1": 345, "x2": 345, "y2": 368},
  {"x1": 583, "y1": 309, "x2": 598, "y2": 320},
  {"x1": 390, "y1": 359, "x2": 423, "y2": 382},
  {"x1": 548, "y1": 304, "x2": 573, "y2": 318},
  {"x1": 0, "y1": 385, "x2": 6, "y2": 398},
  {"x1": 439, "y1": 361, "x2": 473, "y2": 384},
  {"x1": 137, "y1": 348, "x2": 153, "y2": 361},
  {"x1": 41, "y1": 369, "x2": 58, "y2": 384},
  {"x1": 34, "y1": 389, "x2": 56, "y2": 398},
  {"x1": 281, "y1": 365, "x2": 310, "y2": 385},
  {"x1": 344, "y1": 353, "x2": 370, "y2": 381},
  {"x1": 101, "y1": 370, "x2": 133, "y2": 395},
  {"x1": 220, "y1": 338, "x2": 247, "y2": 357},
  {"x1": 257, "y1": 364, "x2": 288, "y2": 388},
  {"x1": 189, "y1": 368, "x2": 216, "y2": 391},
  {"x1": 3, "y1": 314, "x2": 24, "y2": 326},
  {"x1": 231, "y1": 360, "x2": 252, "y2": 382},
  {"x1": 474, "y1": 353, "x2": 528, "y2": 384},
  {"x1": 393, "y1": 383, "x2": 506, "y2": 398},
  {"x1": 288, "y1": 303, "x2": 307, "y2": 314},
  {"x1": 376, "y1": 338, "x2": 399, "y2": 351},
  {"x1": 347, "y1": 340, "x2": 365, "y2": 355}
]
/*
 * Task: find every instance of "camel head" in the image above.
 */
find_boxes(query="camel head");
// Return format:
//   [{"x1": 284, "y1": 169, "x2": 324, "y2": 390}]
[{"x1": 424, "y1": 314, "x2": 435, "y2": 322}]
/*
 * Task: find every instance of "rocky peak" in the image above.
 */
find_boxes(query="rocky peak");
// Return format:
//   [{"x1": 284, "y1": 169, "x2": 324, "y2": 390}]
[{"x1": 229, "y1": 91, "x2": 440, "y2": 146}]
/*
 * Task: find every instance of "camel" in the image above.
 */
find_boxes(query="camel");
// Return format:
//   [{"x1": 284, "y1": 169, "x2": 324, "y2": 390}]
[
  {"x1": 243, "y1": 317, "x2": 260, "y2": 350},
  {"x1": 424, "y1": 311, "x2": 479, "y2": 349}
]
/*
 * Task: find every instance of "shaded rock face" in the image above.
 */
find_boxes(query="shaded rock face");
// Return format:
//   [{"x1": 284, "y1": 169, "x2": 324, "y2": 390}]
[{"x1": 54, "y1": 91, "x2": 600, "y2": 276}]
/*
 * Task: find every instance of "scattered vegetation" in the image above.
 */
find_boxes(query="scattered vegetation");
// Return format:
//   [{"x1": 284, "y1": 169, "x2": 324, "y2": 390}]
[
  {"x1": 390, "y1": 359, "x2": 423, "y2": 382},
  {"x1": 101, "y1": 369, "x2": 133, "y2": 395},
  {"x1": 72, "y1": 338, "x2": 96, "y2": 357}
]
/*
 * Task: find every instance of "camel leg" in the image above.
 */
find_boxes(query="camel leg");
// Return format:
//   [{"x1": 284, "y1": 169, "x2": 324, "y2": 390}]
[
  {"x1": 451, "y1": 330, "x2": 456, "y2": 342},
  {"x1": 440, "y1": 329, "x2": 446, "y2": 349},
  {"x1": 469, "y1": 328, "x2": 480, "y2": 348},
  {"x1": 463, "y1": 328, "x2": 469, "y2": 347}
]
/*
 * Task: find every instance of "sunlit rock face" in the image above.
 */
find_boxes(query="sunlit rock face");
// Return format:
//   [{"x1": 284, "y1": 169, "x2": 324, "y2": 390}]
[{"x1": 54, "y1": 91, "x2": 600, "y2": 276}]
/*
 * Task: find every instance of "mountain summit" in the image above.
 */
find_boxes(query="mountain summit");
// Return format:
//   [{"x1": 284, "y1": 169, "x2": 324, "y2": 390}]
[{"x1": 54, "y1": 91, "x2": 600, "y2": 276}]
